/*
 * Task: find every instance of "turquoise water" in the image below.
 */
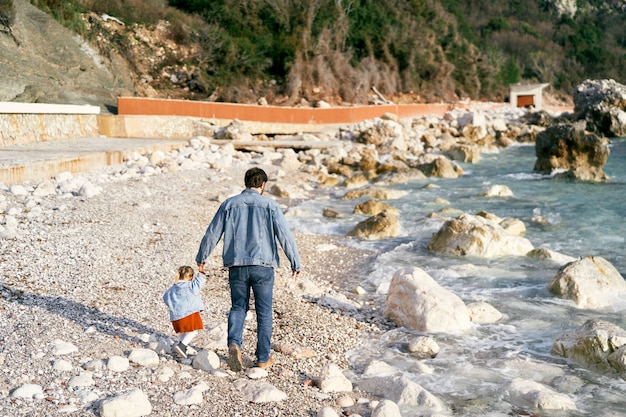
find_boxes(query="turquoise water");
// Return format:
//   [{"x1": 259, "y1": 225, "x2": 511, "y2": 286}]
[{"x1": 289, "y1": 138, "x2": 626, "y2": 416}]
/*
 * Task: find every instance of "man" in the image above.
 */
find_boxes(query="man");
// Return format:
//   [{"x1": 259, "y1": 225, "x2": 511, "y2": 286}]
[{"x1": 196, "y1": 167, "x2": 302, "y2": 371}]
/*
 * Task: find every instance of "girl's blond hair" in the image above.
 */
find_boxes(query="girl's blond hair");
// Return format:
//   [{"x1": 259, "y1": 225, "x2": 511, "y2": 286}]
[{"x1": 175, "y1": 266, "x2": 195, "y2": 282}]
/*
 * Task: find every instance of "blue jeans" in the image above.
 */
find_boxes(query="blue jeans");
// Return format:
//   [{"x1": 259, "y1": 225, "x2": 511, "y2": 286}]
[{"x1": 227, "y1": 265, "x2": 274, "y2": 363}]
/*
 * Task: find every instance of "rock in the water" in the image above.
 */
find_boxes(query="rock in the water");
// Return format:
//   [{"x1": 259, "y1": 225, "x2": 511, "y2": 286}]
[{"x1": 534, "y1": 122, "x2": 609, "y2": 181}]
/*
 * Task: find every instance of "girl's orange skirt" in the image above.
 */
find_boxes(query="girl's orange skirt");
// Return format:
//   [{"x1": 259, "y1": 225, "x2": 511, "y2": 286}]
[{"x1": 171, "y1": 311, "x2": 203, "y2": 333}]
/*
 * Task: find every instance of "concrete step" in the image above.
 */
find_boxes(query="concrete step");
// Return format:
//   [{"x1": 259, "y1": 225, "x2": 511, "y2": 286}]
[{"x1": 0, "y1": 137, "x2": 189, "y2": 186}]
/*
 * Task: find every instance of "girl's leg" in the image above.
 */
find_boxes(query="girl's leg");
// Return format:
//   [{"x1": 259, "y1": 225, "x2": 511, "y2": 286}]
[{"x1": 180, "y1": 330, "x2": 198, "y2": 346}]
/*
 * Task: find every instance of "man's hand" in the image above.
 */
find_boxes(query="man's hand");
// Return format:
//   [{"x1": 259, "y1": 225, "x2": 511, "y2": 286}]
[
  {"x1": 197, "y1": 262, "x2": 205, "y2": 274},
  {"x1": 292, "y1": 270, "x2": 301, "y2": 280}
]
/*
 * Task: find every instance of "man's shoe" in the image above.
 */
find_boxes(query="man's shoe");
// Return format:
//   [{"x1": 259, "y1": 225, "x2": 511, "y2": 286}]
[
  {"x1": 173, "y1": 342, "x2": 187, "y2": 359},
  {"x1": 228, "y1": 343, "x2": 243, "y2": 372},
  {"x1": 256, "y1": 357, "x2": 274, "y2": 369}
]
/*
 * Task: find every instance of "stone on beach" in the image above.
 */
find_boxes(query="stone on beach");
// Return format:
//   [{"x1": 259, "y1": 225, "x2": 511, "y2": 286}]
[
  {"x1": 232, "y1": 379, "x2": 288, "y2": 403},
  {"x1": 318, "y1": 363, "x2": 353, "y2": 393},
  {"x1": 548, "y1": 256, "x2": 626, "y2": 308},
  {"x1": 107, "y1": 355, "x2": 130, "y2": 372},
  {"x1": 371, "y1": 399, "x2": 402, "y2": 417},
  {"x1": 357, "y1": 374, "x2": 447, "y2": 411},
  {"x1": 99, "y1": 389, "x2": 152, "y2": 417},
  {"x1": 128, "y1": 348, "x2": 160, "y2": 367},
  {"x1": 318, "y1": 406, "x2": 341, "y2": 417},
  {"x1": 173, "y1": 382, "x2": 210, "y2": 405},
  {"x1": 68, "y1": 372, "x2": 95, "y2": 388},
  {"x1": 10, "y1": 384, "x2": 44, "y2": 399},
  {"x1": 192, "y1": 349, "x2": 221, "y2": 371},
  {"x1": 54, "y1": 358, "x2": 73, "y2": 371},
  {"x1": 383, "y1": 267, "x2": 471, "y2": 332}
]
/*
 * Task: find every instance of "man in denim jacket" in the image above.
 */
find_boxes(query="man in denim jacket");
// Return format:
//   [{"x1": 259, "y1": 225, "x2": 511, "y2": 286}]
[{"x1": 196, "y1": 167, "x2": 302, "y2": 371}]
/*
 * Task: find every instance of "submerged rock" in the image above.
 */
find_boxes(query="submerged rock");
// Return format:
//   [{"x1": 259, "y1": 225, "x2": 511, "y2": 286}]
[
  {"x1": 552, "y1": 319, "x2": 626, "y2": 374},
  {"x1": 504, "y1": 378, "x2": 577, "y2": 410}
]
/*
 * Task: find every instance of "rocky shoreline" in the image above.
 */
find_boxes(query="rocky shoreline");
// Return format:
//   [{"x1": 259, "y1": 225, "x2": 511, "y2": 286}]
[
  {"x1": 0, "y1": 149, "x2": 394, "y2": 417},
  {"x1": 1, "y1": 79, "x2": 625, "y2": 417}
]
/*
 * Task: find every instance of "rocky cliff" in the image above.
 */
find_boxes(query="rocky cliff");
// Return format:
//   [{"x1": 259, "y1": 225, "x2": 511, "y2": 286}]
[{"x1": 0, "y1": 0, "x2": 135, "y2": 114}]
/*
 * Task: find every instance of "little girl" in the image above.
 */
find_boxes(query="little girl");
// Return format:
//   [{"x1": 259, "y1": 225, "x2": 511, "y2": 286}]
[{"x1": 163, "y1": 265, "x2": 206, "y2": 359}]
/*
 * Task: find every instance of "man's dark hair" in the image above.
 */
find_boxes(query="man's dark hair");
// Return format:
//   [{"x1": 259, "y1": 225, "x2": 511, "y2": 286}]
[{"x1": 245, "y1": 168, "x2": 268, "y2": 188}]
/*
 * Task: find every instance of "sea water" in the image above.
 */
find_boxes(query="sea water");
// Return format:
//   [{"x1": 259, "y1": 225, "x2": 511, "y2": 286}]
[{"x1": 288, "y1": 137, "x2": 626, "y2": 416}]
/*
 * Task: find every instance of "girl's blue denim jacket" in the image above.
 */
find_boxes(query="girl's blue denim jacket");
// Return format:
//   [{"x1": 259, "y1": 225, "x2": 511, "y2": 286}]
[
  {"x1": 195, "y1": 189, "x2": 301, "y2": 272},
  {"x1": 163, "y1": 272, "x2": 206, "y2": 321}
]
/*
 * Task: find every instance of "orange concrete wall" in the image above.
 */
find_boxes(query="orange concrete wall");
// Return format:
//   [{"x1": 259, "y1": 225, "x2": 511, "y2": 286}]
[
  {"x1": 117, "y1": 97, "x2": 573, "y2": 125},
  {"x1": 117, "y1": 97, "x2": 454, "y2": 124}
]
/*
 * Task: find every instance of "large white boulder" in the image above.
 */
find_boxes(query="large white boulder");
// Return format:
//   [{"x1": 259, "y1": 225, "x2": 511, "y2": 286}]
[
  {"x1": 548, "y1": 256, "x2": 626, "y2": 309},
  {"x1": 427, "y1": 213, "x2": 534, "y2": 257},
  {"x1": 383, "y1": 267, "x2": 471, "y2": 332}
]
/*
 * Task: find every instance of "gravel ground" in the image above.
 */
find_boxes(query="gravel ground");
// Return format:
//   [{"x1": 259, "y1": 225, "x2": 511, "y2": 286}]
[{"x1": 0, "y1": 153, "x2": 388, "y2": 417}]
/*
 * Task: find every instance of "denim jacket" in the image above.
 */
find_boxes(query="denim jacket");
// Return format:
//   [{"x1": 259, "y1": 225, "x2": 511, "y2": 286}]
[
  {"x1": 162, "y1": 272, "x2": 206, "y2": 321},
  {"x1": 196, "y1": 189, "x2": 301, "y2": 272}
]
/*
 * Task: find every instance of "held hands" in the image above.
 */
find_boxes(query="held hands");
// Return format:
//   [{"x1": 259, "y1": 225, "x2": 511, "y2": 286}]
[
  {"x1": 197, "y1": 263, "x2": 205, "y2": 274},
  {"x1": 292, "y1": 270, "x2": 301, "y2": 280}
]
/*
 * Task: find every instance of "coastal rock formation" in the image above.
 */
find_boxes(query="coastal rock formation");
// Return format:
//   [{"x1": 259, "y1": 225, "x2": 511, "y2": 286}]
[
  {"x1": 214, "y1": 119, "x2": 253, "y2": 141},
  {"x1": 427, "y1": 213, "x2": 534, "y2": 257},
  {"x1": 479, "y1": 184, "x2": 514, "y2": 197},
  {"x1": 1, "y1": 0, "x2": 134, "y2": 114},
  {"x1": 357, "y1": 374, "x2": 448, "y2": 411},
  {"x1": 534, "y1": 122, "x2": 610, "y2": 181},
  {"x1": 466, "y1": 301, "x2": 503, "y2": 323},
  {"x1": 445, "y1": 143, "x2": 481, "y2": 163},
  {"x1": 504, "y1": 378, "x2": 577, "y2": 411},
  {"x1": 342, "y1": 187, "x2": 408, "y2": 200},
  {"x1": 347, "y1": 210, "x2": 400, "y2": 240},
  {"x1": 552, "y1": 319, "x2": 626, "y2": 374},
  {"x1": 548, "y1": 256, "x2": 626, "y2": 309},
  {"x1": 407, "y1": 336, "x2": 440, "y2": 359},
  {"x1": 383, "y1": 267, "x2": 471, "y2": 332},
  {"x1": 353, "y1": 199, "x2": 400, "y2": 216},
  {"x1": 417, "y1": 155, "x2": 463, "y2": 178},
  {"x1": 573, "y1": 79, "x2": 626, "y2": 137},
  {"x1": 527, "y1": 248, "x2": 576, "y2": 265}
]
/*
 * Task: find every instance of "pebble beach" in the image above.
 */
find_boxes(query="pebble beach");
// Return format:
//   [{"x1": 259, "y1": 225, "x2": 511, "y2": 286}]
[{"x1": 0, "y1": 139, "x2": 390, "y2": 417}]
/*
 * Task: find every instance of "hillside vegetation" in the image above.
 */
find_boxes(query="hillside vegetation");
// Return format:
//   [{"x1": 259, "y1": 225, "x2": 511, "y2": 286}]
[{"x1": 9, "y1": 0, "x2": 626, "y2": 105}]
